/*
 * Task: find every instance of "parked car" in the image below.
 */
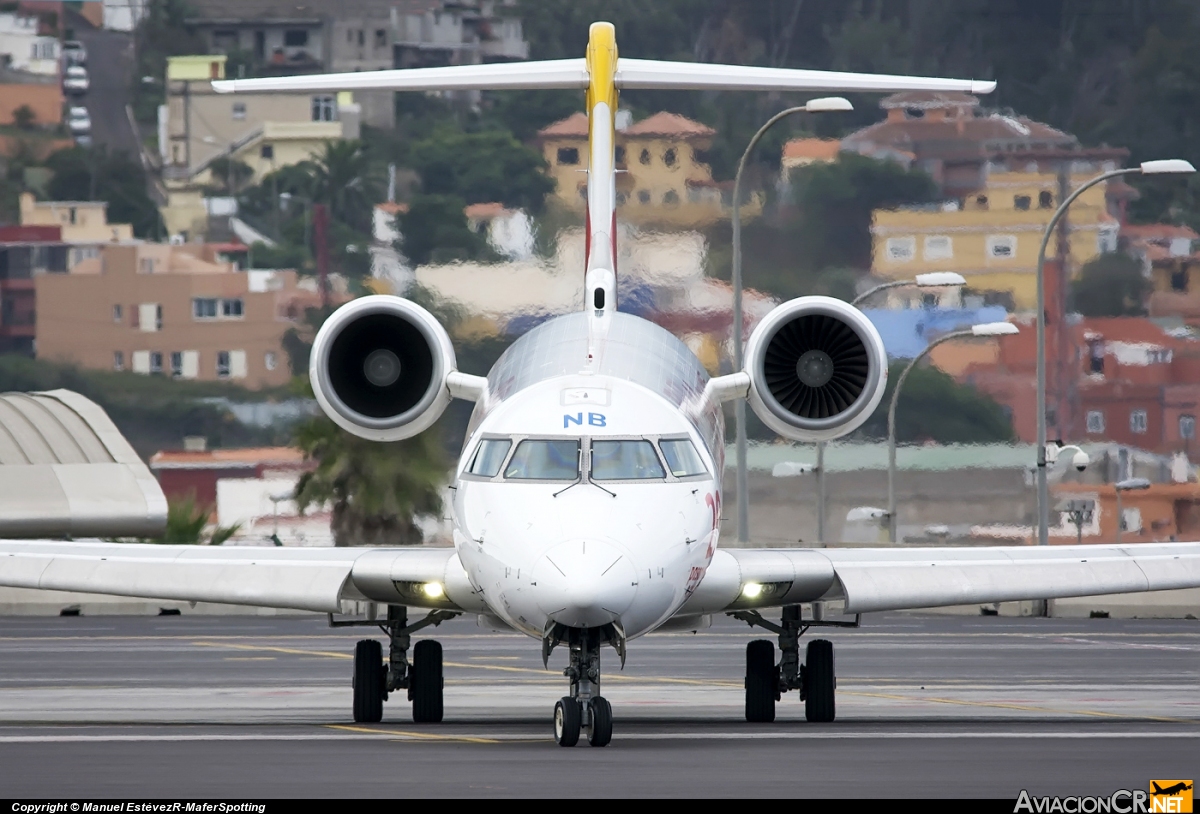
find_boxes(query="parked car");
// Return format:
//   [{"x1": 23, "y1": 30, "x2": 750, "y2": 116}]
[
  {"x1": 62, "y1": 40, "x2": 86, "y2": 65},
  {"x1": 63, "y1": 65, "x2": 89, "y2": 95},
  {"x1": 74, "y1": 134, "x2": 93, "y2": 149},
  {"x1": 66, "y1": 106, "x2": 91, "y2": 135}
]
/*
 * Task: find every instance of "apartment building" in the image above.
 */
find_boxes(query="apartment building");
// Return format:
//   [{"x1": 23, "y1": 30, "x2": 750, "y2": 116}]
[{"x1": 35, "y1": 243, "x2": 302, "y2": 389}]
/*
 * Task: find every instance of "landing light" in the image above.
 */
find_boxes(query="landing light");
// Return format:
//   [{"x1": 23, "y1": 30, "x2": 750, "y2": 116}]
[
  {"x1": 422, "y1": 582, "x2": 445, "y2": 599},
  {"x1": 741, "y1": 583, "x2": 764, "y2": 599}
]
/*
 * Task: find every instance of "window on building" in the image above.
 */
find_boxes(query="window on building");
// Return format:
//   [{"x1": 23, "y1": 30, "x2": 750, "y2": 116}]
[
  {"x1": 637, "y1": 189, "x2": 650, "y2": 204},
  {"x1": 578, "y1": 185, "x2": 588, "y2": 200},
  {"x1": 614, "y1": 146, "x2": 625, "y2": 165},
  {"x1": 616, "y1": 191, "x2": 628, "y2": 206},
  {"x1": 284, "y1": 30, "x2": 308, "y2": 47},
  {"x1": 1087, "y1": 338, "x2": 1105, "y2": 374},
  {"x1": 170, "y1": 351, "x2": 183, "y2": 378},
  {"x1": 1013, "y1": 195, "x2": 1031, "y2": 210},
  {"x1": 1038, "y1": 190, "x2": 1053, "y2": 208},
  {"x1": 357, "y1": 29, "x2": 365, "y2": 46},
  {"x1": 265, "y1": 351, "x2": 277, "y2": 371},
  {"x1": 1120, "y1": 507, "x2": 1142, "y2": 534},
  {"x1": 975, "y1": 195, "x2": 989, "y2": 209},
  {"x1": 193, "y1": 298, "x2": 218, "y2": 319},
  {"x1": 217, "y1": 351, "x2": 231, "y2": 378},
  {"x1": 987, "y1": 235, "x2": 1017, "y2": 259},
  {"x1": 1172, "y1": 265, "x2": 1189, "y2": 292},
  {"x1": 639, "y1": 148, "x2": 651, "y2": 165},
  {"x1": 1086, "y1": 410, "x2": 1105, "y2": 434},
  {"x1": 312, "y1": 96, "x2": 336, "y2": 122},
  {"x1": 663, "y1": 189, "x2": 679, "y2": 206},
  {"x1": 885, "y1": 237, "x2": 916, "y2": 262},
  {"x1": 556, "y1": 147, "x2": 579, "y2": 166},
  {"x1": 112, "y1": 304, "x2": 122, "y2": 323},
  {"x1": 149, "y1": 352, "x2": 163, "y2": 375},
  {"x1": 375, "y1": 29, "x2": 387, "y2": 49},
  {"x1": 923, "y1": 235, "x2": 953, "y2": 260},
  {"x1": 232, "y1": 102, "x2": 246, "y2": 120},
  {"x1": 138, "y1": 303, "x2": 161, "y2": 332},
  {"x1": 222, "y1": 298, "x2": 244, "y2": 318},
  {"x1": 113, "y1": 351, "x2": 124, "y2": 371},
  {"x1": 663, "y1": 148, "x2": 677, "y2": 168},
  {"x1": 261, "y1": 144, "x2": 274, "y2": 160},
  {"x1": 138, "y1": 257, "x2": 154, "y2": 274},
  {"x1": 1181, "y1": 414, "x2": 1196, "y2": 441},
  {"x1": 1130, "y1": 409, "x2": 1148, "y2": 434}
]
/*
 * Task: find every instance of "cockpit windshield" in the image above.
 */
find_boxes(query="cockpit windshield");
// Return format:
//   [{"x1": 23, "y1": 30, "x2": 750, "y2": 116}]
[
  {"x1": 503, "y1": 439, "x2": 581, "y2": 480},
  {"x1": 590, "y1": 440, "x2": 666, "y2": 481},
  {"x1": 659, "y1": 438, "x2": 708, "y2": 478}
]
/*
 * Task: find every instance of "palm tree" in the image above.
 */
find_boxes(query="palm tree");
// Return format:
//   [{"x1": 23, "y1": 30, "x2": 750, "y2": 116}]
[
  {"x1": 293, "y1": 413, "x2": 446, "y2": 547},
  {"x1": 307, "y1": 140, "x2": 377, "y2": 234}
]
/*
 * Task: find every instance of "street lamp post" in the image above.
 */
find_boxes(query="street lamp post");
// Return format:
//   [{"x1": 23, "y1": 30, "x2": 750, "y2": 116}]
[
  {"x1": 1114, "y1": 477, "x2": 1151, "y2": 544},
  {"x1": 732, "y1": 96, "x2": 853, "y2": 545},
  {"x1": 887, "y1": 321, "x2": 1019, "y2": 542},
  {"x1": 1035, "y1": 160, "x2": 1195, "y2": 548},
  {"x1": 851, "y1": 272, "x2": 967, "y2": 308}
]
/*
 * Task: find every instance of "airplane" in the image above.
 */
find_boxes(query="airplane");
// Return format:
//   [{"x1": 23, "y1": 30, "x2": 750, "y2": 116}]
[
  {"x1": 1152, "y1": 783, "x2": 1193, "y2": 797},
  {"x1": 2, "y1": 22, "x2": 1200, "y2": 749}
]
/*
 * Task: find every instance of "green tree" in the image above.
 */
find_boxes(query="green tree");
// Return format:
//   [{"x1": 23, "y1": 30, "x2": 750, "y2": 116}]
[
  {"x1": 153, "y1": 494, "x2": 241, "y2": 544},
  {"x1": 206, "y1": 157, "x2": 255, "y2": 196},
  {"x1": 396, "y1": 193, "x2": 494, "y2": 266},
  {"x1": 1072, "y1": 253, "x2": 1150, "y2": 317},
  {"x1": 858, "y1": 360, "x2": 1015, "y2": 444},
  {"x1": 308, "y1": 140, "x2": 378, "y2": 233},
  {"x1": 788, "y1": 152, "x2": 938, "y2": 272},
  {"x1": 44, "y1": 147, "x2": 163, "y2": 238},
  {"x1": 410, "y1": 129, "x2": 554, "y2": 213},
  {"x1": 12, "y1": 104, "x2": 36, "y2": 130},
  {"x1": 293, "y1": 413, "x2": 446, "y2": 547}
]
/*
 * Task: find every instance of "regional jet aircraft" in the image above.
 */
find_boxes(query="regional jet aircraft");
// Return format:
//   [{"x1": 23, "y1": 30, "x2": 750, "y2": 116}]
[{"x1": 3, "y1": 23, "x2": 1199, "y2": 748}]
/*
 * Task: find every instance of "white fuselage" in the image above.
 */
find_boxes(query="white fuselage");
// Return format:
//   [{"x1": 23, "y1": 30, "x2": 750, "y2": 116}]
[{"x1": 450, "y1": 312, "x2": 724, "y2": 640}]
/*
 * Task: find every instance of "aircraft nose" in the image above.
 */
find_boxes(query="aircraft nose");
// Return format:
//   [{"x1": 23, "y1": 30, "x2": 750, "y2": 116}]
[{"x1": 532, "y1": 539, "x2": 637, "y2": 628}]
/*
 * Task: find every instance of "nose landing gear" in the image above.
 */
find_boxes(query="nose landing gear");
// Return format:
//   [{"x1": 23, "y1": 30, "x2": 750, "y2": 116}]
[
  {"x1": 544, "y1": 623, "x2": 623, "y2": 747},
  {"x1": 732, "y1": 605, "x2": 858, "y2": 723}
]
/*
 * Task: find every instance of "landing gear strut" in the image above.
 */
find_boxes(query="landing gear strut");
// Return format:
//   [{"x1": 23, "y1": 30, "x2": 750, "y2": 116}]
[
  {"x1": 731, "y1": 605, "x2": 858, "y2": 723},
  {"x1": 332, "y1": 604, "x2": 459, "y2": 723},
  {"x1": 544, "y1": 623, "x2": 623, "y2": 747}
]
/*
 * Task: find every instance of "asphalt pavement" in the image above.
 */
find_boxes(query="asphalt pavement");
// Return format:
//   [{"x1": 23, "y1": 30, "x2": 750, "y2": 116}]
[
  {"x1": 0, "y1": 613, "x2": 1196, "y2": 797},
  {"x1": 70, "y1": 15, "x2": 141, "y2": 161}
]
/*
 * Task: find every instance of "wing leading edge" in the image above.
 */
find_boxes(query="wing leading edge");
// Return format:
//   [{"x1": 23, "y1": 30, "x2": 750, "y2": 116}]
[{"x1": 682, "y1": 543, "x2": 1200, "y2": 616}]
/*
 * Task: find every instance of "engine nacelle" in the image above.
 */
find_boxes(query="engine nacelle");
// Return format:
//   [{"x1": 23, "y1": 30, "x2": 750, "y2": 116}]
[
  {"x1": 744, "y1": 296, "x2": 887, "y2": 442},
  {"x1": 310, "y1": 295, "x2": 457, "y2": 441}
]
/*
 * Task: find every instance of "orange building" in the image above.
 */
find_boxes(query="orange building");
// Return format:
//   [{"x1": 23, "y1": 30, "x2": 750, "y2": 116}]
[
  {"x1": 1053, "y1": 481, "x2": 1200, "y2": 544},
  {"x1": 35, "y1": 243, "x2": 306, "y2": 388}
]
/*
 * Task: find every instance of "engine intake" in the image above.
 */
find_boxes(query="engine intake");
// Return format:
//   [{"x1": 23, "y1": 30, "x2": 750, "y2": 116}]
[
  {"x1": 311, "y1": 295, "x2": 456, "y2": 441},
  {"x1": 745, "y1": 296, "x2": 887, "y2": 442}
]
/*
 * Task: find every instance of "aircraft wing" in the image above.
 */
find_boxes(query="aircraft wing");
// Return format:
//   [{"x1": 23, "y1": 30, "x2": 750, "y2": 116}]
[
  {"x1": 212, "y1": 57, "x2": 993, "y2": 96},
  {"x1": 682, "y1": 543, "x2": 1200, "y2": 615},
  {"x1": 0, "y1": 540, "x2": 479, "y2": 614}
]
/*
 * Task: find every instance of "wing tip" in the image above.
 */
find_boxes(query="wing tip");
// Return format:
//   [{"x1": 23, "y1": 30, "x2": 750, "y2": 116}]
[
  {"x1": 971, "y1": 80, "x2": 997, "y2": 95},
  {"x1": 211, "y1": 80, "x2": 234, "y2": 94}
]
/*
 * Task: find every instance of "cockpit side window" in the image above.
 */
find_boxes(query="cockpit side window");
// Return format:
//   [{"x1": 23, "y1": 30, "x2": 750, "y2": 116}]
[
  {"x1": 590, "y1": 439, "x2": 666, "y2": 481},
  {"x1": 468, "y1": 438, "x2": 512, "y2": 478},
  {"x1": 659, "y1": 438, "x2": 708, "y2": 478},
  {"x1": 504, "y1": 439, "x2": 580, "y2": 481}
]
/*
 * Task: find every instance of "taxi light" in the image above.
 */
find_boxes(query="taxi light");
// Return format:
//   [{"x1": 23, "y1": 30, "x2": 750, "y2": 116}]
[
  {"x1": 741, "y1": 582, "x2": 764, "y2": 599},
  {"x1": 422, "y1": 582, "x2": 445, "y2": 599}
]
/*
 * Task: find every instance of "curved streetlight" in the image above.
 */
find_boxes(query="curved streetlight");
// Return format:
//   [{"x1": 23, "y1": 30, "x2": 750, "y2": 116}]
[
  {"x1": 851, "y1": 272, "x2": 967, "y2": 308},
  {"x1": 887, "y1": 321, "x2": 1019, "y2": 542},
  {"x1": 731, "y1": 96, "x2": 853, "y2": 544},
  {"x1": 1035, "y1": 159, "x2": 1196, "y2": 548}
]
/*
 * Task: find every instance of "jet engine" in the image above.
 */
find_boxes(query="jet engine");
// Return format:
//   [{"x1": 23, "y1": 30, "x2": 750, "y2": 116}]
[
  {"x1": 310, "y1": 295, "x2": 457, "y2": 441},
  {"x1": 744, "y1": 296, "x2": 887, "y2": 442}
]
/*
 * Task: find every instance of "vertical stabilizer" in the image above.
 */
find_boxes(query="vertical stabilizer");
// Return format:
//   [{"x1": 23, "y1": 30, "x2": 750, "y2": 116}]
[{"x1": 584, "y1": 23, "x2": 619, "y2": 313}]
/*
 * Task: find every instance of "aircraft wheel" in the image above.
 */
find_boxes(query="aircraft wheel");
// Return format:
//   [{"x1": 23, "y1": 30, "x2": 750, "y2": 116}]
[
  {"x1": 554, "y1": 697, "x2": 581, "y2": 747},
  {"x1": 745, "y1": 639, "x2": 777, "y2": 723},
  {"x1": 410, "y1": 639, "x2": 444, "y2": 723},
  {"x1": 804, "y1": 638, "x2": 836, "y2": 723},
  {"x1": 352, "y1": 639, "x2": 384, "y2": 723},
  {"x1": 588, "y1": 696, "x2": 613, "y2": 747}
]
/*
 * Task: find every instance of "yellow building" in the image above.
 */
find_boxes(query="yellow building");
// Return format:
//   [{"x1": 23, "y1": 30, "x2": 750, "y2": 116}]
[
  {"x1": 537, "y1": 111, "x2": 759, "y2": 228},
  {"x1": 871, "y1": 168, "x2": 1119, "y2": 309},
  {"x1": 18, "y1": 192, "x2": 134, "y2": 245},
  {"x1": 160, "y1": 55, "x2": 358, "y2": 241}
]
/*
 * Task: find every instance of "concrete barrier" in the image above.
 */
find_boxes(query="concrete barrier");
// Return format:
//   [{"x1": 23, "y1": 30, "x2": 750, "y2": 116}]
[{"x1": 905, "y1": 587, "x2": 1200, "y2": 619}]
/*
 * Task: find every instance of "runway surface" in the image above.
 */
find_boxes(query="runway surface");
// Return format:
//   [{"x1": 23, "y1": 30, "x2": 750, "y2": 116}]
[{"x1": 0, "y1": 612, "x2": 1196, "y2": 797}]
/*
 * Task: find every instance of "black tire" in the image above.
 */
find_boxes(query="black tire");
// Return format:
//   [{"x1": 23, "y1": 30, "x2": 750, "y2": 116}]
[
  {"x1": 805, "y1": 638, "x2": 836, "y2": 723},
  {"x1": 554, "y1": 697, "x2": 581, "y2": 747},
  {"x1": 352, "y1": 639, "x2": 384, "y2": 723},
  {"x1": 745, "y1": 639, "x2": 777, "y2": 723},
  {"x1": 410, "y1": 639, "x2": 444, "y2": 723},
  {"x1": 588, "y1": 696, "x2": 613, "y2": 747}
]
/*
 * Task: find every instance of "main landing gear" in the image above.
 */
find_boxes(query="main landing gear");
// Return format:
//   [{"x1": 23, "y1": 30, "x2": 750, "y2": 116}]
[
  {"x1": 543, "y1": 622, "x2": 624, "y2": 747},
  {"x1": 731, "y1": 605, "x2": 859, "y2": 724},
  {"x1": 332, "y1": 605, "x2": 459, "y2": 723}
]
